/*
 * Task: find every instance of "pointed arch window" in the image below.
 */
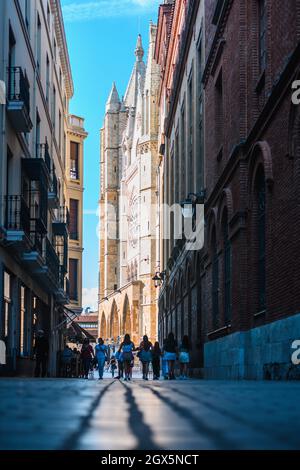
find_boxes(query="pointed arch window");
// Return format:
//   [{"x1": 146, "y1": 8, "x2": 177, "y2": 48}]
[
  {"x1": 222, "y1": 210, "x2": 232, "y2": 323},
  {"x1": 212, "y1": 230, "x2": 219, "y2": 327},
  {"x1": 256, "y1": 169, "x2": 266, "y2": 311}
]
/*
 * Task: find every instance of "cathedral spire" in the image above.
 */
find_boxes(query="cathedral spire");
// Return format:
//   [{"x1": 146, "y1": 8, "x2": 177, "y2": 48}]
[
  {"x1": 106, "y1": 82, "x2": 120, "y2": 113},
  {"x1": 135, "y1": 34, "x2": 144, "y2": 62}
]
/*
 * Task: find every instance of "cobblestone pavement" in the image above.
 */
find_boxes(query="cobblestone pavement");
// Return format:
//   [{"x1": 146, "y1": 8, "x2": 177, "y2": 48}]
[{"x1": 0, "y1": 378, "x2": 299, "y2": 450}]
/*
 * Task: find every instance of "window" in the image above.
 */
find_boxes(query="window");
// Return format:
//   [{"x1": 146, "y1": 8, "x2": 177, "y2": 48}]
[
  {"x1": 175, "y1": 130, "x2": 179, "y2": 203},
  {"x1": 212, "y1": 0, "x2": 225, "y2": 25},
  {"x1": 212, "y1": 231, "x2": 219, "y2": 327},
  {"x1": 256, "y1": 169, "x2": 266, "y2": 312},
  {"x1": 258, "y1": 0, "x2": 267, "y2": 72},
  {"x1": 59, "y1": 110, "x2": 62, "y2": 150},
  {"x1": 52, "y1": 86, "x2": 56, "y2": 132},
  {"x1": 145, "y1": 90, "x2": 149, "y2": 134},
  {"x1": 69, "y1": 199, "x2": 79, "y2": 240},
  {"x1": 188, "y1": 69, "x2": 194, "y2": 190},
  {"x1": 25, "y1": 0, "x2": 30, "y2": 33},
  {"x1": 70, "y1": 141, "x2": 79, "y2": 179},
  {"x1": 20, "y1": 286, "x2": 26, "y2": 356},
  {"x1": 215, "y1": 69, "x2": 223, "y2": 151},
  {"x1": 197, "y1": 38, "x2": 204, "y2": 188},
  {"x1": 47, "y1": 2, "x2": 51, "y2": 29},
  {"x1": 36, "y1": 111, "x2": 40, "y2": 147},
  {"x1": 223, "y1": 211, "x2": 232, "y2": 323},
  {"x1": 3, "y1": 272, "x2": 11, "y2": 340},
  {"x1": 69, "y1": 259, "x2": 78, "y2": 301},
  {"x1": 63, "y1": 132, "x2": 66, "y2": 166},
  {"x1": 37, "y1": 14, "x2": 41, "y2": 73},
  {"x1": 53, "y1": 38, "x2": 57, "y2": 62},
  {"x1": 46, "y1": 54, "x2": 50, "y2": 105},
  {"x1": 180, "y1": 103, "x2": 186, "y2": 199}
]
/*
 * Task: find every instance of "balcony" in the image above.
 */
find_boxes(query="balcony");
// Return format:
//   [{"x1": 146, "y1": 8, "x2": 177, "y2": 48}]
[
  {"x1": 3, "y1": 195, "x2": 45, "y2": 269},
  {"x1": 36, "y1": 143, "x2": 51, "y2": 175},
  {"x1": 36, "y1": 237, "x2": 60, "y2": 289},
  {"x1": 48, "y1": 166, "x2": 59, "y2": 209},
  {"x1": 53, "y1": 206, "x2": 70, "y2": 237},
  {"x1": 55, "y1": 266, "x2": 70, "y2": 304},
  {"x1": 3, "y1": 195, "x2": 31, "y2": 246},
  {"x1": 6, "y1": 67, "x2": 32, "y2": 132}
]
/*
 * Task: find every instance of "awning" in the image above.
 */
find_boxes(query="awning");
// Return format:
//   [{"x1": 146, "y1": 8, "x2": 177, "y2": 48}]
[
  {"x1": 54, "y1": 306, "x2": 83, "y2": 331},
  {"x1": 66, "y1": 321, "x2": 96, "y2": 344}
]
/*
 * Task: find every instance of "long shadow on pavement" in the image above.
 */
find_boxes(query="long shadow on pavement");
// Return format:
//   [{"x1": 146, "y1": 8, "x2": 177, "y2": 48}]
[
  {"x1": 120, "y1": 381, "x2": 159, "y2": 450},
  {"x1": 140, "y1": 384, "x2": 237, "y2": 450},
  {"x1": 60, "y1": 381, "x2": 115, "y2": 450}
]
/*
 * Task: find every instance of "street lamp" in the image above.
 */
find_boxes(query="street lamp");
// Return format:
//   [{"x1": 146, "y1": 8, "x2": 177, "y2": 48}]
[
  {"x1": 152, "y1": 272, "x2": 161, "y2": 288},
  {"x1": 152, "y1": 271, "x2": 166, "y2": 288},
  {"x1": 180, "y1": 190, "x2": 206, "y2": 219}
]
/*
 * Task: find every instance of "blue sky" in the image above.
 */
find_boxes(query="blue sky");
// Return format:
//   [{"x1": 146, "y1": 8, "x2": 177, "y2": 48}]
[{"x1": 61, "y1": 0, "x2": 161, "y2": 310}]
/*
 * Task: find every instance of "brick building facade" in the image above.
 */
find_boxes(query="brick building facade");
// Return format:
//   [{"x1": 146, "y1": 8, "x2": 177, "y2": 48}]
[
  {"x1": 155, "y1": 0, "x2": 205, "y2": 374},
  {"x1": 202, "y1": 0, "x2": 300, "y2": 379}
]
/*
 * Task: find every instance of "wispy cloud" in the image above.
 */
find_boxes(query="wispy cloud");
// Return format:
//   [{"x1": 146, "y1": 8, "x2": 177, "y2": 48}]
[{"x1": 62, "y1": 0, "x2": 160, "y2": 23}]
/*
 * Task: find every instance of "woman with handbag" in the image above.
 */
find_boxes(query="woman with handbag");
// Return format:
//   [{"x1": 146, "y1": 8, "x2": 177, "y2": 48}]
[
  {"x1": 179, "y1": 335, "x2": 190, "y2": 380},
  {"x1": 138, "y1": 335, "x2": 153, "y2": 380},
  {"x1": 118, "y1": 334, "x2": 135, "y2": 381}
]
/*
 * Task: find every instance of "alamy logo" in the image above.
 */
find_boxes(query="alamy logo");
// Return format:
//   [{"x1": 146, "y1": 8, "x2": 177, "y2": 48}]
[
  {"x1": 292, "y1": 80, "x2": 300, "y2": 105},
  {"x1": 291, "y1": 340, "x2": 300, "y2": 365},
  {"x1": 0, "y1": 80, "x2": 6, "y2": 105}
]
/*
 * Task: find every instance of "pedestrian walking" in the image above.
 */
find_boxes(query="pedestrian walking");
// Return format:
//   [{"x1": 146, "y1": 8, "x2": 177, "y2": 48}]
[
  {"x1": 118, "y1": 334, "x2": 135, "y2": 381},
  {"x1": 61, "y1": 345, "x2": 73, "y2": 377},
  {"x1": 164, "y1": 332, "x2": 178, "y2": 380},
  {"x1": 95, "y1": 338, "x2": 108, "y2": 380},
  {"x1": 80, "y1": 338, "x2": 95, "y2": 379},
  {"x1": 33, "y1": 330, "x2": 49, "y2": 378},
  {"x1": 115, "y1": 350, "x2": 124, "y2": 379},
  {"x1": 138, "y1": 335, "x2": 153, "y2": 380},
  {"x1": 109, "y1": 355, "x2": 117, "y2": 378},
  {"x1": 151, "y1": 341, "x2": 162, "y2": 380},
  {"x1": 178, "y1": 335, "x2": 190, "y2": 380},
  {"x1": 161, "y1": 338, "x2": 169, "y2": 379}
]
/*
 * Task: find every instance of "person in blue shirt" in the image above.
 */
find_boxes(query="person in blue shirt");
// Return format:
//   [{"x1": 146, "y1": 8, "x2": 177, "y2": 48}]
[
  {"x1": 118, "y1": 334, "x2": 136, "y2": 381},
  {"x1": 95, "y1": 338, "x2": 108, "y2": 380}
]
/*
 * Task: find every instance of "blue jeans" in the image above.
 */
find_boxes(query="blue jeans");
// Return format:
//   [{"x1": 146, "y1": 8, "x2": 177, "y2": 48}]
[{"x1": 97, "y1": 356, "x2": 106, "y2": 378}]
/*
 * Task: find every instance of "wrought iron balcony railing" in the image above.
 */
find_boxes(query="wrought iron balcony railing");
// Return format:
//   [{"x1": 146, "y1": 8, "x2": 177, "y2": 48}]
[
  {"x1": 55, "y1": 206, "x2": 70, "y2": 226},
  {"x1": 45, "y1": 237, "x2": 60, "y2": 284},
  {"x1": 4, "y1": 195, "x2": 31, "y2": 237},
  {"x1": 36, "y1": 142, "x2": 51, "y2": 174},
  {"x1": 7, "y1": 66, "x2": 30, "y2": 114}
]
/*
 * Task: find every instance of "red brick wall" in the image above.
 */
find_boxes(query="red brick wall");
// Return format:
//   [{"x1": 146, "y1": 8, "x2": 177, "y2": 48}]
[{"x1": 202, "y1": 0, "x2": 300, "y2": 342}]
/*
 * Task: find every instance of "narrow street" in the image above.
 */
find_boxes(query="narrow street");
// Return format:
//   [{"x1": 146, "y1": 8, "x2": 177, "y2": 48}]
[{"x1": 1, "y1": 378, "x2": 300, "y2": 450}]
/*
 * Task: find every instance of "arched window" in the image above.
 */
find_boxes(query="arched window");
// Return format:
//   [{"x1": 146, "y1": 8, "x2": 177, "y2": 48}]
[
  {"x1": 212, "y1": 229, "x2": 219, "y2": 327},
  {"x1": 222, "y1": 210, "x2": 232, "y2": 323},
  {"x1": 256, "y1": 168, "x2": 266, "y2": 311}
]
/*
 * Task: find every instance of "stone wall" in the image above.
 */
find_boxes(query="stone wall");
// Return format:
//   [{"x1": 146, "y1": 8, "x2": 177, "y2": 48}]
[{"x1": 204, "y1": 312, "x2": 300, "y2": 380}]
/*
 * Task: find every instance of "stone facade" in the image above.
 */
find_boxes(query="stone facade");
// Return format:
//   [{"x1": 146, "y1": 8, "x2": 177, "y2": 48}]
[
  {"x1": 0, "y1": 0, "x2": 80, "y2": 376},
  {"x1": 98, "y1": 26, "x2": 160, "y2": 346}
]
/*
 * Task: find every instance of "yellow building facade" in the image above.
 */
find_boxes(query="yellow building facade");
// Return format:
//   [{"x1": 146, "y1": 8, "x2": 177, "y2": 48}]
[{"x1": 66, "y1": 115, "x2": 88, "y2": 315}]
